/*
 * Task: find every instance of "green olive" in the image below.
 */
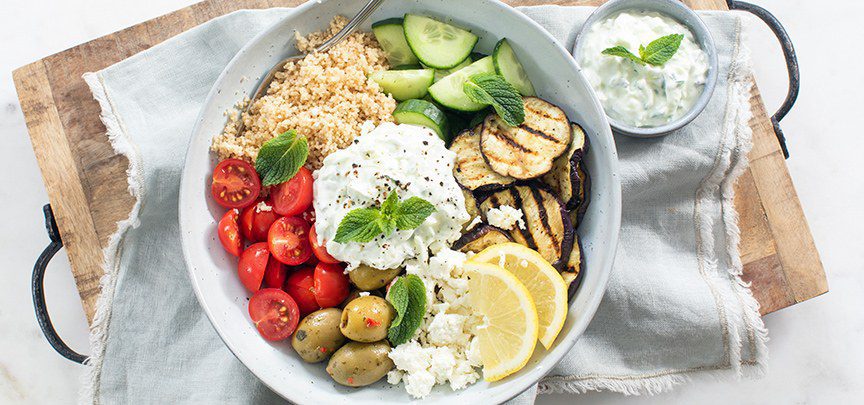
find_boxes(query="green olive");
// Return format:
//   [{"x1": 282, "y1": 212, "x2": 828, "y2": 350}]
[
  {"x1": 339, "y1": 289, "x2": 382, "y2": 308},
  {"x1": 348, "y1": 265, "x2": 402, "y2": 291},
  {"x1": 291, "y1": 308, "x2": 347, "y2": 363},
  {"x1": 326, "y1": 341, "x2": 394, "y2": 387},
  {"x1": 339, "y1": 296, "x2": 395, "y2": 342}
]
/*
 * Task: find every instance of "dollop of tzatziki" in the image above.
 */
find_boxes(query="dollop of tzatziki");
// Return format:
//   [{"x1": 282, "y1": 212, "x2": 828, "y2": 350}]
[
  {"x1": 313, "y1": 122, "x2": 470, "y2": 271},
  {"x1": 579, "y1": 11, "x2": 709, "y2": 127}
]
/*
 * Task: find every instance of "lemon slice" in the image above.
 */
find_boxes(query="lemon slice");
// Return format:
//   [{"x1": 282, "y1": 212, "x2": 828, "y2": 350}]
[
  {"x1": 464, "y1": 261, "x2": 539, "y2": 382},
  {"x1": 470, "y1": 243, "x2": 568, "y2": 349}
]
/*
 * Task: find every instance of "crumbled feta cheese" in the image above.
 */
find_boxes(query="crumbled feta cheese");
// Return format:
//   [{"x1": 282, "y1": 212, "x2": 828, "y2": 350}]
[
  {"x1": 358, "y1": 291, "x2": 370, "y2": 297},
  {"x1": 388, "y1": 248, "x2": 483, "y2": 398},
  {"x1": 255, "y1": 201, "x2": 272, "y2": 212},
  {"x1": 486, "y1": 205, "x2": 525, "y2": 230},
  {"x1": 464, "y1": 216, "x2": 482, "y2": 231}
]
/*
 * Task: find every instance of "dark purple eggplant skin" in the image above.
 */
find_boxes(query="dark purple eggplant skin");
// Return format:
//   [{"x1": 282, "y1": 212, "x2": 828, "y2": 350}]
[
  {"x1": 452, "y1": 224, "x2": 513, "y2": 252},
  {"x1": 573, "y1": 162, "x2": 592, "y2": 225},
  {"x1": 564, "y1": 125, "x2": 589, "y2": 211}
]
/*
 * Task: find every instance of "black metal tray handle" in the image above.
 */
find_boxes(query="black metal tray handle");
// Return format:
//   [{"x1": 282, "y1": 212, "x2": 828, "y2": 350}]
[
  {"x1": 32, "y1": 204, "x2": 88, "y2": 364},
  {"x1": 728, "y1": 0, "x2": 800, "y2": 158},
  {"x1": 30, "y1": 1, "x2": 801, "y2": 364}
]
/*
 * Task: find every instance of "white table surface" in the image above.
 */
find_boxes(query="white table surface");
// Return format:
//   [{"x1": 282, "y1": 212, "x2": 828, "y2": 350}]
[{"x1": 1, "y1": 0, "x2": 861, "y2": 403}]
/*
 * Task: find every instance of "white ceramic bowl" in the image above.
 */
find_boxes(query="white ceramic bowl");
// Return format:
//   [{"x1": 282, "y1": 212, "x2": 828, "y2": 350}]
[{"x1": 179, "y1": 0, "x2": 621, "y2": 403}]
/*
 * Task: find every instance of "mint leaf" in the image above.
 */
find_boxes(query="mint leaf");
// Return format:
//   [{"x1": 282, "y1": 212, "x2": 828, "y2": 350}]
[
  {"x1": 641, "y1": 34, "x2": 683, "y2": 66},
  {"x1": 394, "y1": 197, "x2": 436, "y2": 230},
  {"x1": 463, "y1": 73, "x2": 525, "y2": 127},
  {"x1": 254, "y1": 130, "x2": 309, "y2": 186},
  {"x1": 387, "y1": 275, "x2": 427, "y2": 345},
  {"x1": 380, "y1": 190, "x2": 399, "y2": 217},
  {"x1": 387, "y1": 277, "x2": 409, "y2": 330},
  {"x1": 334, "y1": 208, "x2": 382, "y2": 243},
  {"x1": 601, "y1": 46, "x2": 645, "y2": 66}
]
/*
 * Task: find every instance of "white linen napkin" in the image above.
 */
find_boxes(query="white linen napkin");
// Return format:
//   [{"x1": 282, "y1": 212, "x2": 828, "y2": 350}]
[{"x1": 81, "y1": 5, "x2": 766, "y2": 404}]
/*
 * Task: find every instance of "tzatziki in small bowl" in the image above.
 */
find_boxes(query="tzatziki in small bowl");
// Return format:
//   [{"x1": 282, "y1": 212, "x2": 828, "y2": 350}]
[{"x1": 573, "y1": 0, "x2": 718, "y2": 137}]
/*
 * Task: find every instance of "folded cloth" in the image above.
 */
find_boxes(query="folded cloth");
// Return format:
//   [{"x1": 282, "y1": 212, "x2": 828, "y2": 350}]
[{"x1": 82, "y1": 5, "x2": 766, "y2": 404}]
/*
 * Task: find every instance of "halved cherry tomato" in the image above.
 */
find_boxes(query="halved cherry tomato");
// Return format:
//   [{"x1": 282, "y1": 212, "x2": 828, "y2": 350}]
[
  {"x1": 263, "y1": 257, "x2": 287, "y2": 289},
  {"x1": 217, "y1": 209, "x2": 242, "y2": 256},
  {"x1": 211, "y1": 159, "x2": 260, "y2": 209},
  {"x1": 240, "y1": 201, "x2": 280, "y2": 242},
  {"x1": 271, "y1": 167, "x2": 313, "y2": 217},
  {"x1": 268, "y1": 216, "x2": 312, "y2": 265},
  {"x1": 313, "y1": 262, "x2": 349, "y2": 308},
  {"x1": 284, "y1": 267, "x2": 319, "y2": 315},
  {"x1": 248, "y1": 288, "x2": 300, "y2": 341},
  {"x1": 309, "y1": 225, "x2": 339, "y2": 264},
  {"x1": 238, "y1": 242, "x2": 269, "y2": 292}
]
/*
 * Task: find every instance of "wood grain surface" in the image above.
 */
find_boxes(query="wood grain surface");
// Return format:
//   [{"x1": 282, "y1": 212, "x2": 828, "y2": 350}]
[{"x1": 12, "y1": 0, "x2": 826, "y2": 323}]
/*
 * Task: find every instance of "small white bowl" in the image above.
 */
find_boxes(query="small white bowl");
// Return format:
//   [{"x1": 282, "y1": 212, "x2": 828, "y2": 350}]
[
  {"x1": 573, "y1": 0, "x2": 719, "y2": 138},
  {"x1": 179, "y1": 0, "x2": 622, "y2": 403}
]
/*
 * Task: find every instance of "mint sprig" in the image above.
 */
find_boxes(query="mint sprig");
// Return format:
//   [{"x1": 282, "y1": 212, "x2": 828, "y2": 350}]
[
  {"x1": 254, "y1": 130, "x2": 309, "y2": 186},
  {"x1": 601, "y1": 34, "x2": 684, "y2": 67},
  {"x1": 463, "y1": 73, "x2": 525, "y2": 127},
  {"x1": 387, "y1": 275, "x2": 427, "y2": 345},
  {"x1": 333, "y1": 190, "x2": 436, "y2": 244}
]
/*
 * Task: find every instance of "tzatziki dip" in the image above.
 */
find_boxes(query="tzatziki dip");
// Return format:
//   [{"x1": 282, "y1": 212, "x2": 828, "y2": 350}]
[
  {"x1": 579, "y1": 10, "x2": 709, "y2": 127},
  {"x1": 313, "y1": 122, "x2": 469, "y2": 271}
]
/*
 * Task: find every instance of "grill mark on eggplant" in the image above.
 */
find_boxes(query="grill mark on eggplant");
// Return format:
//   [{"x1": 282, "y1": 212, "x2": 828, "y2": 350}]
[
  {"x1": 520, "y1": 124, "x2": 559, "y2": 143},
  {"x1": 524, "y1": 104, "x2": 556, "y2": 121},
  {"x1": 489, "y1": 128, "x2": 531, "y2": 153},
  {"x1": 530, "y1": 186, "x2": 560, "y2": 256},
  {"x1": 509, "y1": 188, "x2": 537, "y2": 250}
]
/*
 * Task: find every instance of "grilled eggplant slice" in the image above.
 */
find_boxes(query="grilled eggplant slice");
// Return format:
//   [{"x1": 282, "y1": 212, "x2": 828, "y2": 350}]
[
  {"x1": 452, "y1": 224, "x2": 513, "y2": 253},
  {"x1": 570, "y1": 161, "x2": 591, "y2": 225},
  {"x1": 543, "y1": 123, "x2": 588, "y2": 209},
  {"x1": 451, "y1": 126, "x2": 516, "y2": 191},
  {"x1": 562, "y1": 236, "x2": 583, "y2": 286},
  {"x1": 460, "y1": 187, "x2": 482, "y2": 232},
  {"x1": 478, "y1": 185, "x2": 574, "y2": 270},
  {"x1": 480, "y1": 97, "x2": 571, "y2": 179}
]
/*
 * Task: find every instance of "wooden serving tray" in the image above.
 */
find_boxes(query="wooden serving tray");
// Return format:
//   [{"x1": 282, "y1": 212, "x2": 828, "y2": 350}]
[{"x1": 13, "y1": 0, "x2": 826, "y2": 324}]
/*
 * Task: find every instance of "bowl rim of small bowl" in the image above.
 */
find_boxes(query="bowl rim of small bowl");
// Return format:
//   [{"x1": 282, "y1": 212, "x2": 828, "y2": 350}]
[{"x1": 572, "y1": 0, "x2": 719, "y2": 138}]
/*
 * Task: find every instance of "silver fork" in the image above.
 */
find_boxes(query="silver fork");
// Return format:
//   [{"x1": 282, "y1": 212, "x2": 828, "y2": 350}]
[{"x1": 236, "y1": 0, "x2": 386, "y2": 135}]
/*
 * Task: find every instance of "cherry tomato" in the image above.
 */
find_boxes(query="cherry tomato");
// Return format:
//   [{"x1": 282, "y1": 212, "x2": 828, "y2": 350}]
[
  {"x1": 313, "y1": 262, "x2": 349, "y2": 308},
  {"x1": 263, "y1": 257, "x2": 288, "y2": 289},
  {"x1": 238, "y1": 242, "x2": 269, "y2": 292},
  {"x1": 268, "y1": 216, "x2": 312, "y2": 265},
  {"x1": 217, "y1": 209, "x2": 242, "y2": 256},
  {"x1": 271, "y1": 167, "x2": 314, "y2": 217},
  {"x1": 309, "y1": 225, "x2": 339, "y2": 264},
  {"x1": 240, "y1": 201, "x2": 280, "y2": 242},
  {"x1": 248, "y1": 288, "x2": 300, "y2": 341},
  {"x1": 211, "y1": 159, "x2": 260, "y2": 209},
  {"x1": 284, "y1": 267, "x2": 319, "y2": 315}
]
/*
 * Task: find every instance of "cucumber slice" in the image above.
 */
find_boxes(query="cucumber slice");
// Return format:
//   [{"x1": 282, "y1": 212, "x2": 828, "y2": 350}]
[
  {"x1": 392, "y1": 64, "x2": 423, "y2": 70},
  {"x1": 372, "y1": 18, "x2": 420, "y2": 67},
  {"x1": 492, "y1": 39, "x2": 536, "y2": 96},
  {"x1": 370, "y1": 69, "x2": 434, "y2": 101},
  {"x1": 428, "y1": 58, "x2": 472, "y2": 83},
  {"x1": 403, "y1": 14, "x2": 478, "y2": 69},
  {"x1": 427, "y1": 56, "x2": 495, "y2": 112},
  {"x1": 394, "y1": 99, "x2": 450, "y2": 141}
]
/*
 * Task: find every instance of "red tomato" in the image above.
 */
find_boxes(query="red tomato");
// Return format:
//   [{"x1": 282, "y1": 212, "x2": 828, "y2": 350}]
[
  {"x1": 313, "y1": 262, "x2": 349, "y2": 308},
  {"x1": 268, "y1": 216, "x2": 312, "y2": 265},
  {"x1": 238, "y1": 242, "x2": 269, "y2": 292},
  {"x1": 248, "y1": 288, "x2": 300, "y2": 341},
  {"x1": 211, "y1": 159, "x2": 260, "y2": 209},
  {"x1": 309, "y1": 225, "x2": 339, "y2": 264},
  {"x1": 263, "y1": 257, "x2": 287, "y2": 289},
  {"x1": 284, "y1": 267, "x2": 319, "y2": 315},
  {"x1": 240, "y1": 201, "x2": 280, "y2": 242},
  {"x1": 271, "y1": 167, "x2": 314, "y2": 217},
  {"x1": 217, "y1": 209, "x2": 242, "y2": 256}
]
